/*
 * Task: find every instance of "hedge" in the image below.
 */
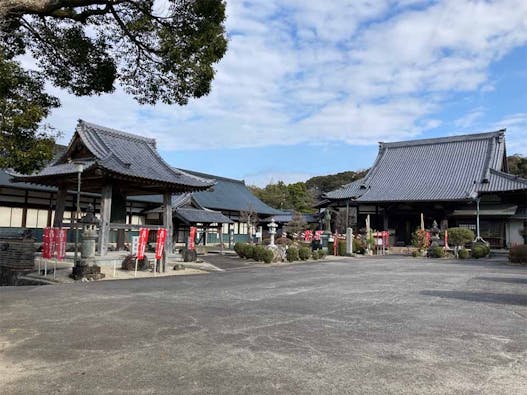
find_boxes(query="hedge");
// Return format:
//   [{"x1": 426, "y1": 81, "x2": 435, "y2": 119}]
[{"x1": 509, "y1": 245, "x2": 527, "y2": 264}]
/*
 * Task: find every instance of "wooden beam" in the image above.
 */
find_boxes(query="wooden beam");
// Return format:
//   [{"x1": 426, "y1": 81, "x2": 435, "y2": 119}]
[
  {"x1": 98, "y1": 184, "x2": 112, "y2": 256},
  {"x1": 21, "y1": 190, "x2": 28, "y2": 228},
  {"x1": 53, "y1": 187, "x2": 67, "y2": 227},
  {"x1": 163, "y1": 192, "x2": 173, "y2": 254}
]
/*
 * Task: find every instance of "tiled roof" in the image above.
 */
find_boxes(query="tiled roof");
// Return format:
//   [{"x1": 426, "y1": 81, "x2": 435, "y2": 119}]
[
  {"x1": 478, "y1": 169, "x2": 527, "y2": 193},
  {"x1": 13, "y1": 120, "x2": 215, "y2": 192},
  {"x1": 178, "y1": 169, "x2": 285, "y2": 216},
  {"x1": 261, "y1": 211, "x2": 319, "y2": 224},
  {"x1": 174, "y1": 208, "x2": 233, "y2": 225},
  {"x1": 324, "y1": 130, "x2": 526, "y2": 202}
]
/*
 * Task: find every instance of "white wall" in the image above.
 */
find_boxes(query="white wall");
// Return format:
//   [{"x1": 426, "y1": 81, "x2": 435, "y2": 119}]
[{"x1": 506, "y1": 220, "x2": 525, "y2": 247}]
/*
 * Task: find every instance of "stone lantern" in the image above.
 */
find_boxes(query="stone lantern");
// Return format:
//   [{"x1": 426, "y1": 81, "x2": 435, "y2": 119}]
[
  {"x1": 268, "y1": 218, "x2": 278, "y2": 246},
  {"x1": 71, "y1": 204, "x2": 105, "y2": 280},
  {"x1": 430, "y1": 220, "x2": 440, "y2": 247}
]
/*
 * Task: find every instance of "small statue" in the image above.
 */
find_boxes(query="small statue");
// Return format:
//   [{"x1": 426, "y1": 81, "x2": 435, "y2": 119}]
[{"x1": 324, "y1": 209, "x2": 332, "y2": 233}]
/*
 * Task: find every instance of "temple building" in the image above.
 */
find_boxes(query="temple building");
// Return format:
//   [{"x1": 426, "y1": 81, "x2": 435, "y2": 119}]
[
  {"x1": 323, "y1": 130, "x2": 527, "y2": 248},
  {"x1": 1, "y1": 120, "x2": 283, "y2": 253}
]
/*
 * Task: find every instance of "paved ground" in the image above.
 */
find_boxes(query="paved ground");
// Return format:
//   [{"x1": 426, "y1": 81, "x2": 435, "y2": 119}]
[
  {"x1": 1, "y1": 257, "x2": 526, "y2": 394},
  {"x1": 201, "y1": 252, "x2": 268, "y2": 270}
]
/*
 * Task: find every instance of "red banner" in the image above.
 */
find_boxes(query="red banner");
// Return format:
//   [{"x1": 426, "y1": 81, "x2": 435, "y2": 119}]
[
  {"x1": 42, "y1": 227, "x2": 54, "y2": 259},
  {"x1": 304, "y1": 230, "x2": 313, "y2": 241},
  {"x1": 314, "y1": 230, "x2": 323, "y2": 241},
  {"x1": 155, "y1": 228, "x2": 167, "y2": 260},
  {"x1": 137, "y1": 228, "x2": 149, "y2": 260},
  {"x1": 53, "y1": 228, "x2": 67, "y2": 260},
  {"x1": 188, "y1": 226, "x2": 197, "y2": 251}
]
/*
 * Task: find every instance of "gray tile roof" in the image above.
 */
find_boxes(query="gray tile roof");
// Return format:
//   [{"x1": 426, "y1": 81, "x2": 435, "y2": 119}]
[
  {"x1": 177, "y1": 169, "x2": 285, "y2": 216},
  {"x1": 261, "y1": 212, "x2": 319, "y2": 224},
  {"x1": 478, "y1": 169, "x2": 527, "y2": 193},
  {"x1": 174, "y1": 208, "x2": 233, "y2": 225},
  {"x1": 325, "y1": 130, "x2": 525, "y2": 202},
  {"x1": 13, "y1": 120, "x2": 215, "y2": 192}
]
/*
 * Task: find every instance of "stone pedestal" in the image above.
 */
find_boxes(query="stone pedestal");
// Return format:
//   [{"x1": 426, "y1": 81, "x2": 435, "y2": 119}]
[{"x1": 71, "y1": 206, "x2": 105, "y2": 281}]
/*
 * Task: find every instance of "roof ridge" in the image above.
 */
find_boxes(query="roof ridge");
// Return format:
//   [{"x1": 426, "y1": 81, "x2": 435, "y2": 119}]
[
  {"x1": 380, "y1": 129, "x2": 505, "y2": 148},
  {"x1": 78, "y1": 119, "x2": 157, "y2": 146},
  {"x1": 176, "y1": 168, "x2": 244, "y2": 184}
]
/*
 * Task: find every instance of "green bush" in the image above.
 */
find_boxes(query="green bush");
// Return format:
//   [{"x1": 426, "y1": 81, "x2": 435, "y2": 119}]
[
  {"x1": 471, "y1": 242, "x2": 490, "y2": 259},
  {"x1": 458, "y1": 248, "x2": 469, "y2": 259},
  {"x1": 242, "y1": 244, "x2": 255, "y2": 259},
  {"x1": 253, "y1": 245, "x2": 266, "y2": 261},
  {"x1": 429, "y1": 246, "x2": 445, "y2": 258},
  {"x1": 234, "y1": 242, "x2": 244, "y2": 257},
  {"x1": 262, "y1": 249, "x2": 274, "y2": 264},
  {"x1": 286, "y1": 247, "x2": 299, "y2": 262},
  {"x1": 338, "y1": 240, "x2": 347, "y2": 256},
  {"x1": 411, "y1": 250, "x2": 420, "y2": 258},
  {"x1": 311, "y1": 250, "x2": 319, "y2": 260},
  {"x1": 509, "y1": 245, "x2": 527, "y2": 264},
  {"x1": 317, "y1": 249, "x2": 326, "y2": 259},
  {"x1": 353, "y1": 238, "x2": 365, "y2": 254},
  {"x1": 448, "y1": 227, "x2": 475, "y2": 249},
  {"x1": 298, "y1": 247, "x2": 310, "y2": 260}
]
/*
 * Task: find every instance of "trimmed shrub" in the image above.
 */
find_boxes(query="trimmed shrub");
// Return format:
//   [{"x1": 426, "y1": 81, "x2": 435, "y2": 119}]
[
  {"x1": 243, "y1": 244, "x2": 255, "y2": 259},
  {"x1": 311, "y1": 250, "x2": 319, "y2": 260},
  {"x1": 429, "y1": 246, "x2": 445, "y2": 258},
  {"x1": 262, "y1": 249, "x2": 274, "y2": 264},
  {"x1": 286, "y1": 247, "x2": 299, "y2": 262},
  {"x1": 353, "y1": 238, "x2": 365, "y2": 254},
  {"x1": 448, "y1": 227, "x2": 475, "y2": 249},
  {"x1": 471, "y1": 242, "x2": 490, "y2": 259},
  {"x1": 317, "y1": 249, "x2": 326, "y2": 259},
  {"x1": 458, "y1": 248, "x2": 469, "y2": 259},
  {"x1": 298, "y1": 247, "x2": 310, "y2": 260},
  {"x1": 509, "y1": 245, "x2": 527, "y2": 264},
  {"x1": 234, "y1": 242, "x2": 244, "y2": 257},
  {"x1": 253, "y1": 245, "x2": 266, "y2": 261},
  {"x1": 411, "y1": 250, "x2": 420, "y2": 258},
  {"x1": 338, "y1": 240, "x2": 347, "y2": 256}
]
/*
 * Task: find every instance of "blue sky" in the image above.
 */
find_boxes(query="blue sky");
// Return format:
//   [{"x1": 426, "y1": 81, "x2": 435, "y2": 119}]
[{"x1": 43, "y1": 0, "x2": 527, "y2": 186}]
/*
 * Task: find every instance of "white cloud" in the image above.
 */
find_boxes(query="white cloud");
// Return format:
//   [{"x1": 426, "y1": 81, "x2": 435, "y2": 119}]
[
  {"x1": 492, "y1": 113, "x2": 527, "y2": 156},
  {"x1": 454, "y1": 109, "x2": 485, "y2": 129},
  {"x1": 39, "y1": 0, "x2": 527, "y2": 150}
]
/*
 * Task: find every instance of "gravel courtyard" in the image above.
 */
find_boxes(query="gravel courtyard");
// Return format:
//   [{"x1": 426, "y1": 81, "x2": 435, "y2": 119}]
[{"x1": 1, "y1": 257, "x2": 526, "y2": 394}]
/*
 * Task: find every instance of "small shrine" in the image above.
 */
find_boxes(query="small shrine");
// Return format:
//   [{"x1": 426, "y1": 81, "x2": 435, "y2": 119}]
[{"x1": 13, "y1": 120, "x2": 215, "y2": 256}]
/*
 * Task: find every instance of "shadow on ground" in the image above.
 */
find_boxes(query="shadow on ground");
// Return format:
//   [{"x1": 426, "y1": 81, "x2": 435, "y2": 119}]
[{"x1": 474, "y1": 276, "x2": 527, "y2": 285}]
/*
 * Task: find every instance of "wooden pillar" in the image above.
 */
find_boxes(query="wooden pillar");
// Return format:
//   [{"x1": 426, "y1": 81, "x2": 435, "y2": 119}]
[
  {"x1": 98, "y1": 184, "x2": 112, "y2": 256},
  {"x1": 21, "y1": 190, "x2": 28, "y2": 228},
  {"x1": 163, "y1": 192, "x2": 173, "y2": 254},
  {"x1": 53, "y1": 187, "x2": 68, "y2": 228}
]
